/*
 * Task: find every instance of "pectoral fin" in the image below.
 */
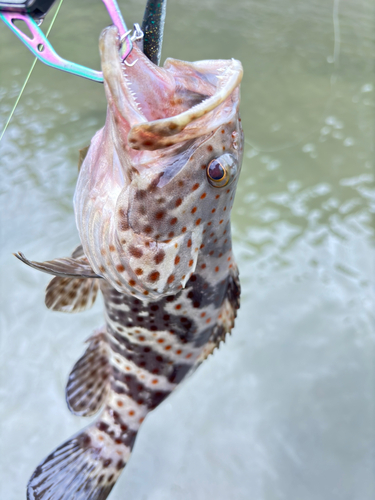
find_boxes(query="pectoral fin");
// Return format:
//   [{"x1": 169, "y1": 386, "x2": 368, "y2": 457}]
[
  {"x1": 14, "y1": 251, "x2": 101, "y2": 278},
  {"x1": 45, "y1": 276, "x2": 99, "y2": 313}
]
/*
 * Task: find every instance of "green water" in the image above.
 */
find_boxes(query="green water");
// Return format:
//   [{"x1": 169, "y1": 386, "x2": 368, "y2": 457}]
[{"x1": 0, "y1": 1, "x2": 374, "y2": 499}]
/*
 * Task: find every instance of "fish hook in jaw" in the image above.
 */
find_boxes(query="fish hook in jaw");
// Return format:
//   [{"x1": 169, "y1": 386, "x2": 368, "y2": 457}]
[
  {"x1": 124, "y1": 58, "x2": 138, "y2": 67},
  {"x1": 121, "y1": 24, "x2": 144, "y2": 66}
]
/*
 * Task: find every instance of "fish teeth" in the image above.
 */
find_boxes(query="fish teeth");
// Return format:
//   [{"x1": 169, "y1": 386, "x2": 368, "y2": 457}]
[{"x1": 122, "y1": 66, "x2": 143, "y2": 113}]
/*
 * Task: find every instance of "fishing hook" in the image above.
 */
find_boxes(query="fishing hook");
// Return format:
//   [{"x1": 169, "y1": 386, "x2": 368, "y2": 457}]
[{"x1": 122, "y1": 24, "x2": 144, "y2": 67}]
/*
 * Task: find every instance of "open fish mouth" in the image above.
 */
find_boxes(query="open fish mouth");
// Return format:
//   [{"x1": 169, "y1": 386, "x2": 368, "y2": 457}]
[{"x1": 99, "y1": 26, "x2": 243, "y2": 150}]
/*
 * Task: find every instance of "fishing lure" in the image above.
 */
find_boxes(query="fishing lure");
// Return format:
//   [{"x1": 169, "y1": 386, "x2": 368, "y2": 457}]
[{"x1": 10, "y1": 2, "x2": 244, "y2": 499}]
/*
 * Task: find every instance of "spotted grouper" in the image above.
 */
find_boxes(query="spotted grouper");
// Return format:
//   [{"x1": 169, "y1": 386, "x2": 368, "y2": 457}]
[{"x1": 17, "y1": 25, "x2": 243, "y2": 500}]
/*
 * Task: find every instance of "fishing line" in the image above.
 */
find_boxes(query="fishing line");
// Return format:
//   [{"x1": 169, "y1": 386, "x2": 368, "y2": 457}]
[{"x1": 0, "y1": 0, "x2": 64, "y2": 143}]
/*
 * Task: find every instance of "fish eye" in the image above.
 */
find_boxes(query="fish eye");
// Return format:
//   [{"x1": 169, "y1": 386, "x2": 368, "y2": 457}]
[{"x1": 206, "y1": 154, "x2": 238, "y2": 188}]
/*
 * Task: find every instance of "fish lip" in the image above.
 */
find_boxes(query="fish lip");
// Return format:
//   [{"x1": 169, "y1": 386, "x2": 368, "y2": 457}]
[{"x1": 100, "y1": 26, "x2": 243, "y2": 151}]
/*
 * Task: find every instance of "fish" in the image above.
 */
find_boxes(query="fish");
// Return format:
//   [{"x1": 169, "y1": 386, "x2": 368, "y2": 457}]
[{"x1": 16, "y1": 23, "x2": 243, "y2": 500}]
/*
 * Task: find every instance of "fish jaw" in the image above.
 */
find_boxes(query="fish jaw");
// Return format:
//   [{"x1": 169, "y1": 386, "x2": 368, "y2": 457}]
[{"x1": 100, "y1": 26, "x2": 243, "y2": 152}]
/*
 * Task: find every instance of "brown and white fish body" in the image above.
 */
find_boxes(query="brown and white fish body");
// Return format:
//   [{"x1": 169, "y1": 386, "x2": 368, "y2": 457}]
[{"x1": 21, "y1": 26, "x2": 243, "y2": 500}]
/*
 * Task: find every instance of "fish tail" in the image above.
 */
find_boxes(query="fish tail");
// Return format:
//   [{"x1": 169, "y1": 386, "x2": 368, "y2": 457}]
[
  {"x1": 27, "y1": 398, "x2": 139, "y2": 500},
  {"x1": 28, "y1": 324, "x2": 150, "y2": 500}
]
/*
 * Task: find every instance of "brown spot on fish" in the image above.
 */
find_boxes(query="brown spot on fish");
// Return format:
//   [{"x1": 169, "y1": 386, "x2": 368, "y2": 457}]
[
  {"x1": 187, "y1": 239, "x2": 192, "y2": 247},
  {"x1": 117, "y1": 460, "x2": 125, "y2": 470},
  {"x1": 170, "y1": 217, "x2": 178, "y2": 225},
  {"x1": 116, "y1": 264, "x2": 125, "y2": 272},
  {"x1": 192, "y1": 183, "x2": 199, "y2": 191},
  {"x1": 136, "y1": 190, "x2": 147, "y2": 200},
  {"x1": 155, "y1": 211, "x2": 165, "y2": 220},
  {"x1": 182, "y1": 227, "x2": 187, "y2": 233},
  {"x1": 129, "y1": 280, "x2": 136, "y2": 286},
  {"x1": 129, "y1": 246, "x2": 143, "y2": 258},
  {"x1": 135, "y1": 268, "x2": 143, "y2": 276},
  {"x1": 201, "y1": 193, "x2": 207, "y2": 199},
  {"x1": 191, "y1": 207, "x2": 197, "y2": 214},
  {"x1": 207, "y1": 145, "x2": 213, "y2": 152},
  {"x1": 167, "y1": 275, "x2": 175, "y2": 284},
  {"x1": 196, "y1": 219, "x2": 201, "y2": 225},
  {"x1": 168, "y1": 231, "x2": 174, "y2": 238},
  {"x1": 148, "y1": 271, "x2": 160, "y2": 282},
  {"x1": 154, "y1": 251, "x2": 165, "y2": 264},
  {"x1": 175, "y1": 198, "x2": 182, "y2": 207}
]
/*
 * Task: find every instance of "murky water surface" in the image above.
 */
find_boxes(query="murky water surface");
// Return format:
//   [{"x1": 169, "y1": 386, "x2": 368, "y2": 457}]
[{"x1": 0, "y1": 0, "x2": 374, "y2": 499}]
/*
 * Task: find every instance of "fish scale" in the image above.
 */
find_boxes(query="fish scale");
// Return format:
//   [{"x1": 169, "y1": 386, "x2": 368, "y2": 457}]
[{"x1": 20, "y1": 25, "x2": 243, "y2": 500}]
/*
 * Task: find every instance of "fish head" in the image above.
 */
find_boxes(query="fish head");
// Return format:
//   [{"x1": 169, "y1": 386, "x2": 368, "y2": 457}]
[{"x1": 75, "y1": 26, "x2": 244, "y2": 298}]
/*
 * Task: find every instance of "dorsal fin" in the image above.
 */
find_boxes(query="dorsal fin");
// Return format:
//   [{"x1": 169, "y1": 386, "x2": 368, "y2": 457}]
[
  {"x1": 66, "y1": 330, "x2": 111, "y2": 417},
  {"x1": 14, "y1": 251, "x2": 101, "y2": 278}
]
